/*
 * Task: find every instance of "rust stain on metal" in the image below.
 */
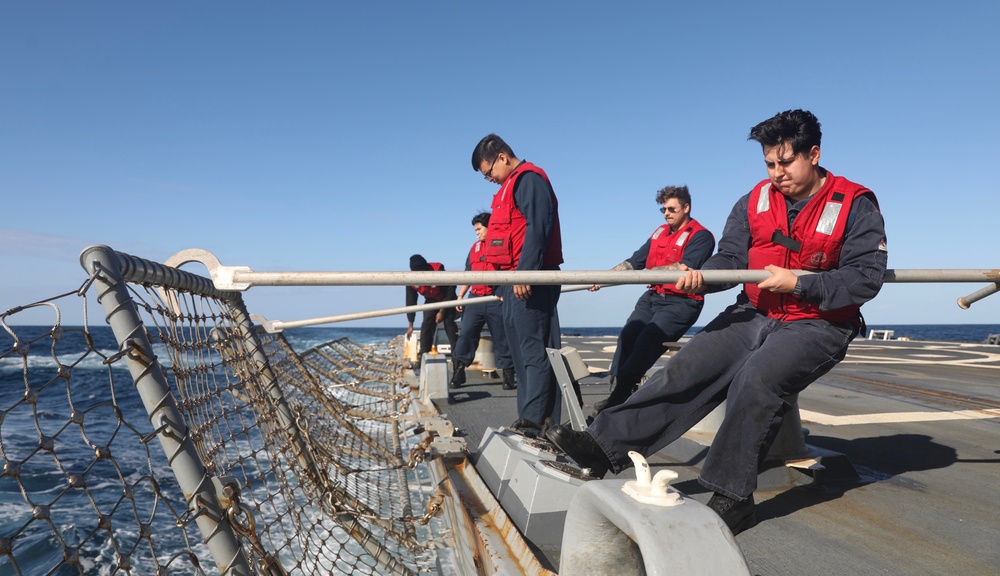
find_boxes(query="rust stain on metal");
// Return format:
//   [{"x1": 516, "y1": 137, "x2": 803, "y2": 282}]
[{"x1": 444, "y1": 457, "x2": 555, "y2": 575}]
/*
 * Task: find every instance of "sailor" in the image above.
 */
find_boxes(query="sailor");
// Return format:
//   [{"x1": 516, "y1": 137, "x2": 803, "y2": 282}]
[
  {"x1": 472, "y1": 134, "x2": 563, "y2": 434},
  {"x1": 405, "y1": 255, "x2": 459, "y2": 366},
  {"x1": 590, "y1": 185, "x2": 715, "y2": 412},
  {"x1": 546, "y1": 109, "x2": 888, "y2": 535},
  {"x1": 450, "y1": 212, "x2": 516, "y2": 390}
]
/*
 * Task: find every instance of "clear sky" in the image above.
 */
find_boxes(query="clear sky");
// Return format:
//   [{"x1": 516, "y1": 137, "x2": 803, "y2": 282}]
[{"x1": 3, "y1": 3, "x2": 999, "y2": 329}]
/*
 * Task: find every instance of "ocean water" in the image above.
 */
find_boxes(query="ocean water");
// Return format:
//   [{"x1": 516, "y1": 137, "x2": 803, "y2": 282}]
[
  {"x1": 860, "y1": 324, "x2": 1000, "y2": 342},
  {"x1": 0, "y1": 324, "x2": 437, "y2": 575},
  {"x1": 2, "y1": 322, "x2": 998, "y2": 573}
]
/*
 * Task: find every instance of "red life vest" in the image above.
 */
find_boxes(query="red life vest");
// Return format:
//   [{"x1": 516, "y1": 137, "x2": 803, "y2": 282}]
[
  {"x1": 645, "y1": 219, "x2": 710, "y2": 300},
  {"x1": 484, "y1": 161, "x2": 563, "y2": 270},
  {"x1": 413, "y1": 262, "x2": 446, "y2": 301},
  {"x1": 746, "y1": 173, "x2": 877, "y2": 325},
  {"x1": 468, "y1": 240, "x2": 494, "y2": 296}
]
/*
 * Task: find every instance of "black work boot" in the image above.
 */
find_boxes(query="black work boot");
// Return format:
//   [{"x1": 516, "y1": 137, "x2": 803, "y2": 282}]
[
  {"x1": 544, "y1": 425, "x2": 611, "y2": 478},
  {"x1": 450, "y1": 358, "x2": 466, "y2": 388},
  {"x1": 509, "y1": 418, "x2": 541, "y2": 437},
  {"x1": 501, "y1": 368, "x2": 517, "y2": 390},
  {"x1": 707, "y1": 492, "x2": 757, "y2": 536},
  {"x1": 594, "y1": 380, "x2": 637, "y2": 413}
]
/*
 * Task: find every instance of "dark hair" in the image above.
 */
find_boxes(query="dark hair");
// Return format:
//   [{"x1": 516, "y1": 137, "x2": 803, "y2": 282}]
[
  {"x1": 748, "y1": 109, "x2": 821, "y2": 155},
  {"x1": 655, "y1": 185, "x2": 691, "y2": 206},
  {"x1": 471, "y1": 211, "x2": 491, "y2": 227},
  {"x1": 409, "y1": 254, "x2": 429, "y2": 271},
  {"x1": 471, "y1": 134, "x2": 516, "y2": 170}
]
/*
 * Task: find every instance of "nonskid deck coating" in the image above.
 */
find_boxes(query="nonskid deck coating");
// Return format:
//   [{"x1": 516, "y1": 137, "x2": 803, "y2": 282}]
[{"x1": 436, "y1": 336, "x2": 1000, "y2": 576}]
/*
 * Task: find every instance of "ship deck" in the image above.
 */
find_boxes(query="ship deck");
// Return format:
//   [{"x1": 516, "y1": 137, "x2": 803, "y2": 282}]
[{"x1": 433, "y1": 335, "x2": 1000, "y2": 576}]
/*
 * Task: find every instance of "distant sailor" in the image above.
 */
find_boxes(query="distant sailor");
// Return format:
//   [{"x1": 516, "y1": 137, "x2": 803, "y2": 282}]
[
  {"x1": 405, "y1": 255, "x2": 459, "y2": 366},
  {"x1": 590, "y1": 185, "x2": 715, "y2": 412},
  {"x1": 451, "y1": 212, "x2": 516, "y2": 390},
  {"x1": 472, "y1": 134, "x2": 563, "y2": 434},
  {"x1": 547, "y1": 110, "x2": 888, "y2": 536}
]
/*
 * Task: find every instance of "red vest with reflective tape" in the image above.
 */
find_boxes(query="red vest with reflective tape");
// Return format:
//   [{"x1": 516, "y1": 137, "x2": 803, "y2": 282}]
[
  {"x1": 746, "y1": 173, "x2": 876, "y2": 325},
  {"x1": 484, "y1": 162, "x2": 563, "y2": 270},
  {"x1": 645, "y1": 219, "x2": 710, "y2": 300},
  {"x1": 413, "y1": 262, "x2": 446, "y2": 301},
  {"x1": 468, "y1": 240, "x2": 494, "y2": 296}
]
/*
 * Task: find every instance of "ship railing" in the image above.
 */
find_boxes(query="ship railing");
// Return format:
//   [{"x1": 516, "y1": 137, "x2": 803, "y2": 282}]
[{"x1": 0, "y1": 245, "x2": 461, "y2": 576}]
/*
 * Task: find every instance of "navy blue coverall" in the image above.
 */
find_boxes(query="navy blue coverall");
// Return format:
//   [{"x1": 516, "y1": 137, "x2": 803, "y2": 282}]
[{"x1": 588, "y1": 185, "x2": 886, "y2": 500}]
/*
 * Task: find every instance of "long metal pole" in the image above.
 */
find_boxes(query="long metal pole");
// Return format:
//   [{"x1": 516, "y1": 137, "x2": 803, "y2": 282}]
[
  {"x1": 957, "y1": 282, "x2": 1000, "y2": 309},
  {"x1": 252, "y1": 295, "x2": 496, "y2": 332},
  {"x1": 167, "y1": 248, "x2": 999, "y2": 327},
  {"x1": 212, "y1": 268, "x2": 1000, "y2": 289},
  {"x1": 79, "y1": 245, "x2": 252, "y2": 576},
  {"x1": 242, "y1": 268, "x2": 1000, "y2": 331},
  {"x1": 252, "y1": 284, "x2": 597, "y2": 332}
]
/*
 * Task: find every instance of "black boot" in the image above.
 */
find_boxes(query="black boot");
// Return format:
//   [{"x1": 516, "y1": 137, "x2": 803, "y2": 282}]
[
  {"x1": 707, "y1": 492, "x2": 757, "y2": 536},
  {"x1": 509, "y1": 418, "x2": 541, "y2": 437},
  {"x1": 501, "y1": 368, "x2": 517, "y2": 390},
  {"x1": 450, "y1": 358, "x2": 466, "y2": 388},
  {"x1": 544, "y1": 425, "x2": 611, "y2": 477},
  {"x1": 594, "y1": 380, "x2": 637, "y2": 413}
]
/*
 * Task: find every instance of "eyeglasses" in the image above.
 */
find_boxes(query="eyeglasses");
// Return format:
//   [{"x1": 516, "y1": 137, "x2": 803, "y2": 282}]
[
  {"x1": 483, "y1": 156, "x2": 499, "y2": 181},
  {"x1": 659, "y1": 206, "x2": 682, "y2": 214}
]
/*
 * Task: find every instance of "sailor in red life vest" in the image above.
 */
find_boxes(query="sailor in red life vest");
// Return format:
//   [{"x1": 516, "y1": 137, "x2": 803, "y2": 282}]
[
  {"x1": 547, "y1": 110, "x2": 887, "y2": 536},
  {"x1": 589, "y1": 185, "x2": 715, "y2": 412},
  {"x1": 450, "y1": 212, "x2": 516, "y2": 390},
  {"x1": 472, "y1": 134, "x2": 563, "y2": 434},
  {"x1": 405, "y1": 255, "x2": 459, "y2": 365}
]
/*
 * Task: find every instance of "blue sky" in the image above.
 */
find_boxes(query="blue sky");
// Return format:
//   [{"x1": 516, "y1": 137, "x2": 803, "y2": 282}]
[{"x1": 3, "y1": 2, "x2": 999, "y2": 329}]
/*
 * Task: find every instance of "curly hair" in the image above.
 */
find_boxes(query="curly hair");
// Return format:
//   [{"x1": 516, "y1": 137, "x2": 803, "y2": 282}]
[{"x1": 655, "y1": 185, "x2": 691, "y2": 206}]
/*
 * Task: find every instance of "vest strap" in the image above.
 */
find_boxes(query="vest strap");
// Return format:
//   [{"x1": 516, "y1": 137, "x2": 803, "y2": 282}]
[{"x1": 770, "y1": 230, "x2": 802, "y2": 252}]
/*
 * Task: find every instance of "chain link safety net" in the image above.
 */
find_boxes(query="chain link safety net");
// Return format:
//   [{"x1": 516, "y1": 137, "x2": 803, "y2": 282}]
[{"x1": 0, "y1": 248, "x2": 452, "y2": 575}]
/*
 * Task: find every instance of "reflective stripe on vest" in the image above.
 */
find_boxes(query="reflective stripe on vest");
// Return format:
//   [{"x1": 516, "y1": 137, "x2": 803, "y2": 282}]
[{"x1": 745, "y1": 173, "x2": 876, "y2": 324}]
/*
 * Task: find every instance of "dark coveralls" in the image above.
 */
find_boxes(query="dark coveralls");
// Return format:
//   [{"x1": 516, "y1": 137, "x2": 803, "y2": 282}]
[
  {"x1": 588, "y1": 186, "x2": 886, "y2": 500},
  {"x1": 451, "y1": 252, "x2": 514, "y2": 370},
  {"x1": 406, "y1": 282, "x2": 459, "y2": 357},
  {"x1": 497, "y1": 168, "x2": 562, "y2": 427},
  {"x1": 610, "y1": 229, "x2": 715, "y2": 390}
]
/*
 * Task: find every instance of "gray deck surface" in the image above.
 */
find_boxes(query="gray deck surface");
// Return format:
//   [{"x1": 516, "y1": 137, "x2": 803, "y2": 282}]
[{"x1": 434, "y1": 335, "x2": 1000, "y2": 576}]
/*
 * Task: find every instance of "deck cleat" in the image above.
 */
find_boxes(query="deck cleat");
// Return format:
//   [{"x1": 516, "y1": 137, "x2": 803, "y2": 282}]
[{"x1": 620, "y1": 451, "x2": 683, "y2": 507}]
